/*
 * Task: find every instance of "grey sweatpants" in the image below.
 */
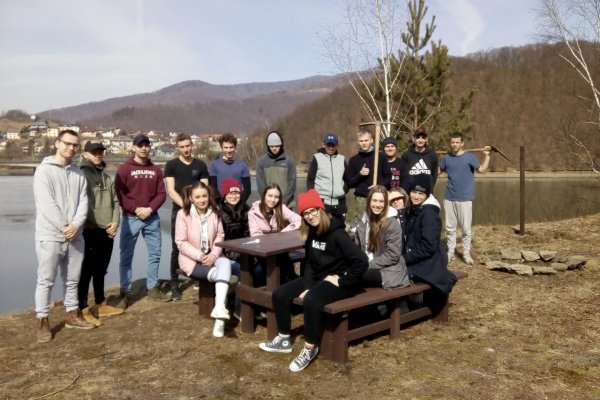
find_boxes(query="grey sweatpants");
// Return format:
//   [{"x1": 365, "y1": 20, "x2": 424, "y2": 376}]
[
  {"x1": 35, "y1": 238, "x2": 85, "y2": 318},
  {"x1": 443, "y1": 199, "x2": 473, "y2": 255}
]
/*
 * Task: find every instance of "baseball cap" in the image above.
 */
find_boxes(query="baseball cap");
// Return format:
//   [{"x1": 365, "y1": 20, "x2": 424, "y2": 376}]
[
  {"x1": 132, "y1": 134, "x2": 151, "y2": 146},
  {"x1": 83, "y1": 141, "x2": 106, "y2": 152},
  {"x1": 323, "y1": 133, "x2": 338, "y2": 145}
]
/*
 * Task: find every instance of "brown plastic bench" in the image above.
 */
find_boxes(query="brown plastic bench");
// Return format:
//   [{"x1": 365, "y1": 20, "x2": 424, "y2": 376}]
[{"x1": 293, "y1": 270, "x2": 468, "y2": 363}]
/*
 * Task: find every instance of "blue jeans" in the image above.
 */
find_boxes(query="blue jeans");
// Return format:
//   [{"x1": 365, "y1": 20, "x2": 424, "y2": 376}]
[{"x1": 119, "y1": 214, "x2": 161, "y2": 291}]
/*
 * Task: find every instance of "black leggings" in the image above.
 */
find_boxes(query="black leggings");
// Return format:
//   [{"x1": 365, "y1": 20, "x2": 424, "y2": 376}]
[
  {"x1": 272, "y1": 277, "x2": 358, "y2": 345},
  {"x1": 362, "y1": 268, "x2": 382, "y2": 288}
]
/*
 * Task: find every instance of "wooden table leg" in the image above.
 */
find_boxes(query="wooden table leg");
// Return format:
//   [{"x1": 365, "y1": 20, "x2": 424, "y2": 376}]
[
  {"x1": 265, "y1": 256, "x2": 279, "y2": 340},
  {"x1": 239, "y1": 253, "x2": 255, "y2": 333}
]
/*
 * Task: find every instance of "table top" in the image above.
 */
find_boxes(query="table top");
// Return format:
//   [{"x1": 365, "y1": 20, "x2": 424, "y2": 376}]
[{"x1": 215, "y1": 230, "x2": 303, "y2": 257}]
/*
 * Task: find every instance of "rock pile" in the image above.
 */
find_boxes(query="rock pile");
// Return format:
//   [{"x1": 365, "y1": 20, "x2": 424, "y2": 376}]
[{"x1": 481, "y1": 247, "x2": 587, "y2": 276}]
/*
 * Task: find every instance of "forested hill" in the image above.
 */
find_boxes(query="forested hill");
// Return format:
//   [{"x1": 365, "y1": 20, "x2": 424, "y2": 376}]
[{"x1": 247, "y1": 42, "x2": 599, "y2": 172}]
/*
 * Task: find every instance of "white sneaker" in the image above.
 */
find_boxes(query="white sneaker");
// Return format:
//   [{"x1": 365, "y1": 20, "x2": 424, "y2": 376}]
[
  {"x1": 447, "y1": 251, "x2": 456, "y2": 262},
  {"x1": 210, "y1": 304, "x2": 230, "y2": 320},
  {"x1": 463, "y1": 254, "x2": 474, "y2": 265},
  {"x1": 213, "y1": 319, "x2": 225, "y2": 338}
]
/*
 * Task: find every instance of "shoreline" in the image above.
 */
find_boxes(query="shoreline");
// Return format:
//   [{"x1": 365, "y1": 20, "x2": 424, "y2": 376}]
[{"x1": 0, "y1": 166, "x2": 598, "y2": 179}]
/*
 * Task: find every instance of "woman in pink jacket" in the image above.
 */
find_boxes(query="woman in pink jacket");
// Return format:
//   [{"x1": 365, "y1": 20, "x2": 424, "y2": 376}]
[
  {"x1": 248, "y1": 183, "x2": 301, "y2": 285},
  {"x1": 175, "y1": 182, "x2": 232, "y2": 338}
]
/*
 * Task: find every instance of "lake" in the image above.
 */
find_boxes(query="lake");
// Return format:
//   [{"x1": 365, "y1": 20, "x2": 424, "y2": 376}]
[{"x1": 0, "y1": 174, "x2": 598, "y2": 314}]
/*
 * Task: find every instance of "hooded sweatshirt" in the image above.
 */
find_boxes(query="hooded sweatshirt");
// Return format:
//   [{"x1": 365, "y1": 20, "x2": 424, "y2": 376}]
[
  {"x1": 345, "y1": 146, "x2": 386, "y2": 198},
  {"x1": 78, "y1": 157, "x2": 120, "y2": 229},
  {"x1": 399, "y1": 144, "x2": 439, "y2": 192},
  {"x1": 114, "y1": 156, "x2": 166, "y2": 216},
  {"x1": 303, "y1": 216, "x2": 369, "y2": 289},
  {"x1": 403, "y1": 194, "x2": 456, "y2": 294},
  {"x1": 33, "y1": 156, "x2": 88, "y2": 241},
  {"x1": 255, "y1": 131, "x2": 297, "y2": 206}
]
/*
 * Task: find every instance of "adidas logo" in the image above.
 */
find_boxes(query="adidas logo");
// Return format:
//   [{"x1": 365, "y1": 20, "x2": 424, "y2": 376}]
[{"x1": 409, "y1": 159, "x2": 431, "y2": 175}]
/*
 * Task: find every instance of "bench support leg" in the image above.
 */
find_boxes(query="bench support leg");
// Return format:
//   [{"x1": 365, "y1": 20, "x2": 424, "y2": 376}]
[
  {"x1": 389, "y1": 298, "x2": 402, "y2": 339},
  {"x1": 320, "y1": 313, "x2": 349, "y2": 363},
  {"x1": 198, "y1": 280, "x2": 215, "y2": 318},
  {"x1": 430, "y1": 292, "x2": 450, "y2": 323}
]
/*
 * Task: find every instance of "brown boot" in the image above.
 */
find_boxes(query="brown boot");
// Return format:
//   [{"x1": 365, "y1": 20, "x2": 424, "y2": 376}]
[
  {"x1": 82, "y1": 307, "x2": 102, "y2": 327},
  {"x1": 65, "y1": 309, "x2": 96, "y2": 330},
  {"x1": 97, "y1": 300, "x2": 125, "y2": 317},
  {"x1": 37, "y1": 317, "x2": 52, "y2": 343}
]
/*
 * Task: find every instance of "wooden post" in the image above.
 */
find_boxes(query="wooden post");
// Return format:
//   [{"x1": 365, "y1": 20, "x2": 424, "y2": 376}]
[
  {"x1": 372, "y1": 122, "x2": 381, "y2": 186},
  {"x1": 520, "y1": 146, "x2": 525, "y2": 235}
]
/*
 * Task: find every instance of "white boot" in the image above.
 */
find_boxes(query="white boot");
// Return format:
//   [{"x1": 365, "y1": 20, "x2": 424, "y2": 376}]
[{"x1": 213, "y1": 319, "x2": 225, "y2": 338}]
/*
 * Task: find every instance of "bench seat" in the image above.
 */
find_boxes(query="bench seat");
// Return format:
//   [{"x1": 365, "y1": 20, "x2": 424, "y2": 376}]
[{"x1": 293, "y1": 270, "x2": 468, "y2": 362}]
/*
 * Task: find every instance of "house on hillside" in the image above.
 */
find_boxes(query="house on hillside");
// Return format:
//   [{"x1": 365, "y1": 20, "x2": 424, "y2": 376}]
[
  {"x1": 43, "y1": 128, "x2": 59, "y2": 138},
  {"x1": 58, "y1": 124, "x2": 80, "y2": 133},
  {"x1": 6, "y1": 131, "x2": 20, "y2": 140}
]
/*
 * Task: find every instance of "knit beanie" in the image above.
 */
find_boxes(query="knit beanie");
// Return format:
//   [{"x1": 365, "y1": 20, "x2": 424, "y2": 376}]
[
  {"x1": 266, "y1": 131, "x2": 283, "y2": 146},
  {"x1": 220, "y1": 178, "x2": 242, "y2": 199},
  {"x1": 298, "y1": 189, "x2": 325, "y2": 215},
  {"x1": 381, "y1": 136, "x2": 397, "y2": 148},
  {"x1": 408, "y1": 174, "x2": 432, "y2": 197}
]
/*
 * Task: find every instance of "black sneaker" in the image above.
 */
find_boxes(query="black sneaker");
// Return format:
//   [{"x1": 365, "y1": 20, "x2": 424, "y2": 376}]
[
  {"x1": 289, "y1": 346, "x2": 319, "y2": 372},
  {"x1": 259, "y1": 334, "x2": 292, "y2": 353},
  {"x1": 171, "y1": 284, "x2": 182, "y2": 301}
]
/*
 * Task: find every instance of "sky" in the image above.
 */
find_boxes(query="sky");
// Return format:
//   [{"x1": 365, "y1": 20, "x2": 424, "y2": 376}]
[{"x1": 0, "y1": 0, "x2": 538, "y2": 114}]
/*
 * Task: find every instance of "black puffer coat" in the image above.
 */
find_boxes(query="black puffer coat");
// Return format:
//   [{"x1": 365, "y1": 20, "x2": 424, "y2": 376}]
[{"x1": 219, "y1": 201, "x2": 250, "y2": 261}]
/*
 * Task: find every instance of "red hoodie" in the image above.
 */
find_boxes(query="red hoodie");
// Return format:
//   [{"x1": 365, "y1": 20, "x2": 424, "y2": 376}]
[{"x1": 114, "y1": 157, "x2": 166, "y2": 216}]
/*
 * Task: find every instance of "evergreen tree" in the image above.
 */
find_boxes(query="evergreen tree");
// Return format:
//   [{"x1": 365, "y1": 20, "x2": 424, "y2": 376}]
[{"x1": 374, "y1": 0, "x2": 475, "y2": 149}]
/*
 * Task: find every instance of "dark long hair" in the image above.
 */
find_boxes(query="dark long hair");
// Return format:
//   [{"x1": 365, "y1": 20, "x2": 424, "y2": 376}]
[
  {"x1": 366, "y1": 185, "x2": 389, "y2": 253},
  {"x1": 259, "y1": 183, "x2": 286, "y2": 231},
  {"x1": 182, "y1": 181, "x2": 220, "y2": 219}
]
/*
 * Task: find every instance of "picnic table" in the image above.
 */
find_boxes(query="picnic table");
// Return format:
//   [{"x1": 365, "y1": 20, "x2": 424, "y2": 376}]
[{"x1": 215, "y1": 230, "x2": 304, "y2": 339}]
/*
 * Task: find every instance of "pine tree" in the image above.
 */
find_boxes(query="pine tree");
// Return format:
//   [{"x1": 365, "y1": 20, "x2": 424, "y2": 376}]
[{"x1": 375, "y1": 0, "x2": 475, "y2": 149}]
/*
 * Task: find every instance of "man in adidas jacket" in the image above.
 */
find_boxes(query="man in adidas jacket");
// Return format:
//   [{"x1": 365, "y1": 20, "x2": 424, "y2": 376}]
[{"x1": 399, "y1": 127, "x2": 438, "y2": 192}]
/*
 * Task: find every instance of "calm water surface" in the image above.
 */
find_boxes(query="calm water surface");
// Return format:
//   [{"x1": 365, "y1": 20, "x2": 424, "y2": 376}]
[{"x1": 0, "y1": 175, "x2": 598, "y2": 314}]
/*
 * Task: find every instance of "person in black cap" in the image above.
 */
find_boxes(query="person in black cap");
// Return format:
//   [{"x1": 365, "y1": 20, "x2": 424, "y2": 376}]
[
  {"x1": 306, "y1": 133, "x2": 349, "y2": 215},
  {"x1": 77, "y1": 140, "x2": 124, "y2": 326},
  {"x1": 399, "y1": 127, "x2": 439, "y2": 192},
  {"x1": 114, "y1": 134, "x2": 168, "y2": 304},
  {"x1": 255, "y1": 130, "x2": 297, "y2": 207}
]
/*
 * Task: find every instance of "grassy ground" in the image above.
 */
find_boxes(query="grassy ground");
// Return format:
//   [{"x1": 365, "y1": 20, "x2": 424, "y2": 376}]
[{"x1": 0, "y1": 214, "x2": 598, "y2": 399}]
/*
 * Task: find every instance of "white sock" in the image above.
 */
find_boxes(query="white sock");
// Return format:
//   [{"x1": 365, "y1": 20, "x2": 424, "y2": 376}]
[{"x1": 215, "y1": 282, "x2": 229, "y2": 307}]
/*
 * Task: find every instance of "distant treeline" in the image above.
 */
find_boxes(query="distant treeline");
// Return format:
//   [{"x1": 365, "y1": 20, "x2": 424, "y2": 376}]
[{"x1": 247, "y1": 42, "x2": 600, "y2": 172}]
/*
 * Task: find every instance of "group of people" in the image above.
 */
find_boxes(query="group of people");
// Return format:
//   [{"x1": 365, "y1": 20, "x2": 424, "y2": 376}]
[{"x1": 32, "y1": 127, "x2": 491, "y2": 373}]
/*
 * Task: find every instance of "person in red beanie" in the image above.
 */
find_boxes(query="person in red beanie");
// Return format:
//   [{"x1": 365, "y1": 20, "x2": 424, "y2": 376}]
[{"x1": 258, "y1": 189, "x2": 368, "y2": 372}]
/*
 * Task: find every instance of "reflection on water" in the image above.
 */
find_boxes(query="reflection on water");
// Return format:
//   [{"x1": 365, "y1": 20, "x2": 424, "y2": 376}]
[{"x1": 0, "y1": 175, "x2": 598, "y2": 314}]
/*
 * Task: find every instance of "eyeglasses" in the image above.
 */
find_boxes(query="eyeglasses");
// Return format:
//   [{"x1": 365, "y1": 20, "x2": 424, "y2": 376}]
[
  {"x1": 58, "y1": 139, "x2": 80, "y2": 149},
  {"x1": 302, "y1": 208, "x2": 319, "y2": 219}
]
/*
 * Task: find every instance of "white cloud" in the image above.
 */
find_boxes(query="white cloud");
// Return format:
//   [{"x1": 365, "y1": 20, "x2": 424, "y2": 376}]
[{"x1": 438, "y1": 0, "x2": 485, "y2": 55}]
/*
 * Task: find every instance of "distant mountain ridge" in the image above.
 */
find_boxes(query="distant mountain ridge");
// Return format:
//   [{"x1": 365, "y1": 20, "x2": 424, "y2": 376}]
[{"x1": 39, "y1": 75, "x2": 349, "y2": 133}]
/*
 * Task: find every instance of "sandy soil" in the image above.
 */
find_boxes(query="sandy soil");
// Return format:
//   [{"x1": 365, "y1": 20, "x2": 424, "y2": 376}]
[{"x1": 0, "y1": 214, "x2": 598, "y2": 399}]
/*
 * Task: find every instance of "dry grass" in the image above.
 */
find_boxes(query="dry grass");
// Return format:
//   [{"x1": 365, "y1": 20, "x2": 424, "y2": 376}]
[{"x1": 0, "y1": 214, "x2": 599, "y2": 399}]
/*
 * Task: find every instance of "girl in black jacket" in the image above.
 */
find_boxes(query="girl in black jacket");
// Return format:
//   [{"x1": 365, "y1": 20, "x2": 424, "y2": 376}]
[
  {"x1": 259, "y1": 189, "x2": 368, "y2": 372},
  {"x1": 219, "y1": 178, "x2": 250, "y2": 277},
  {"x1": 403, "y1": 175, "x2": 456, "y2": 295}
]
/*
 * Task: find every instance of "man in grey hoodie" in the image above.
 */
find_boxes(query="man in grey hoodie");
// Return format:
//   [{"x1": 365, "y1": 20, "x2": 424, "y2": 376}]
[
  {"x1": 255, "y1": 130, "x2": 297, "y2": 207},
  {"x1": 33, "y1": 129, "x2": 95, "y2": 343}
]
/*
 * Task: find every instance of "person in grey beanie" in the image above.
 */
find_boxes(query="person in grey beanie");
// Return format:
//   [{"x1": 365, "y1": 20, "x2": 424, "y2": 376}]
[{"x1": 255, "y1": 131, "x2": 297, "y2": 207}]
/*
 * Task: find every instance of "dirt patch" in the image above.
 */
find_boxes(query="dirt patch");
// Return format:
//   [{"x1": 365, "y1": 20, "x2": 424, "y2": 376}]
[{"x1": 1, "y1": 214, "x2": 599, "y2": 399}]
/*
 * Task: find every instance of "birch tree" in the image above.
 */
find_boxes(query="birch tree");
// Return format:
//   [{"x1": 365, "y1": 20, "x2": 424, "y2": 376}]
[
  {"x1": 536, "y1": 0, "x2": 600, "y2": 173},
  {"x1": 320, "y1": 0, "x2": 407, "y2": 138}
]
